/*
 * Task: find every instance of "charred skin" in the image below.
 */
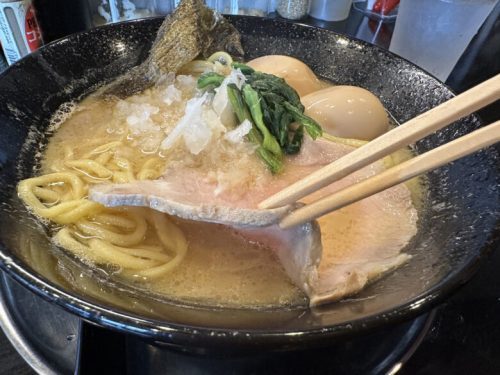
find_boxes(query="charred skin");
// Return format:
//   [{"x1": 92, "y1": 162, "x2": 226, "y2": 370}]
[{"x1": 99, "y1": 0, "x2": 243, "y2": 98}]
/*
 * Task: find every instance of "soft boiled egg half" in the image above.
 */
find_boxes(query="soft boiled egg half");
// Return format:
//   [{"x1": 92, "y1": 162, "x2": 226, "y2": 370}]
[
  {"x1": 301, "y1": 86, "x2": 389, "y2": 140},
  {"x1": 246, "y1": 55, "x2": 324, "y2": 97},
  {"x1": 247, "y1": 55, "x2": 388, "y2": 140}
]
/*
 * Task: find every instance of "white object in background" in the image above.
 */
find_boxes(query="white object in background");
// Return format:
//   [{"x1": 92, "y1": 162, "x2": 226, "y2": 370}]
[
  {"x1": 389, "y1": 0, "x2": 498, "y2": 82},
  {"x1": 309, "y1": 0, "x2": 353, "y2": 21},
  {"x1": 206, "y1": 0, "x2": 274, "y2": 16},
  {"x1": 0, "y1": 0, "x2": 43, "y2": 65}
]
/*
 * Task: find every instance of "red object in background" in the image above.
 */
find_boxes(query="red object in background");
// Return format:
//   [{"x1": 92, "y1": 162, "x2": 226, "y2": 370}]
[
  {"x1": 373, "y1": 0, "x2": 400, "y2": 15},
  {"x1": 0, "y1": 0, "x2": 43, "y2": 64},
  {"x1": 24, "y1": 4, "x2": 42, "y2": 51}
]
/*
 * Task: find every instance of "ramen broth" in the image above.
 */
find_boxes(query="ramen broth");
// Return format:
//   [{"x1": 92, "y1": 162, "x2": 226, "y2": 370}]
[
  {"x1": 23, "y1": 54, "x2": 421, "y2": 309},
  {"x1": 41, "y1": 94, "x2": 307, "y2": 308}
]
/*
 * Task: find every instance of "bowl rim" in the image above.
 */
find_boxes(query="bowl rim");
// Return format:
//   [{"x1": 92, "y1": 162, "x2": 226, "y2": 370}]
[{"x1": 0, "y1": 15, "x2": 498, "y2": 349}]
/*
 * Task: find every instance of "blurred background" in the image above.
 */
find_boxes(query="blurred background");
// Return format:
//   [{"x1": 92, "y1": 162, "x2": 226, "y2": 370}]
[{"x1": 24, "y1": 0, "x2": 498, "y2": 83}]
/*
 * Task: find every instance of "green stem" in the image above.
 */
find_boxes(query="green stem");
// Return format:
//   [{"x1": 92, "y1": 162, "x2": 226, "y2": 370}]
[
  {"x1": 242, "y1": 84, "x2": 282, "y2": 156},
  {"x1": 227, "y1": 83, "x2": 283, "y2": 173},
  {"x1": 283, "y1": 101, "x2": 323, "y2": 139},
  {"x1": 197, "y1": 72, "x2": 225, "y2": 90},
  {"x1": 256, "y1": 147, "x2": 283, "y2": 174},
  {"x1": 231, "y1": 62, "x2": 255, "y2": 75},
  {"x1": 227, "y1": 83, "x2": 252, "y2": 123}
]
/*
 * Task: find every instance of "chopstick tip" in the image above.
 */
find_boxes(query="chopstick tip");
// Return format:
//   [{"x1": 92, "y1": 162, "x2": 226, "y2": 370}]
[
  {"x1": 260, "y1": 194, "x2": 298, "y2": 209},
  {"x1": 258, "y1": 197, "x2": 278, "y2": 209}
]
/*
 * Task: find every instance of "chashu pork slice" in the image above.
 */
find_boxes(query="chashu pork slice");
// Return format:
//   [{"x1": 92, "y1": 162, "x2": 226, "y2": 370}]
[
  {"x1": 236, "y1": 220, "x2": 323, "y2": 298},
  {"x1": 89, "y1": 137, "x2": 369, "y2": 227},
  {"x1": 89, "y1": 173, "x2": 292, "y2": 227},
  {"x1": 89, "y1": 138, "x2": 418, "y2": 306},
  {"x1": 294, "y1": 139, "x2": 417, "y2": 305}
]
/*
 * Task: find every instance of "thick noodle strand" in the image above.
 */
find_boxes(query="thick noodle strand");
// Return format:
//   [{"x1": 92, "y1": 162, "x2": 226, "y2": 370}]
[{"x1": 18, "y1": 137, "x2": 188, "y2": 280}]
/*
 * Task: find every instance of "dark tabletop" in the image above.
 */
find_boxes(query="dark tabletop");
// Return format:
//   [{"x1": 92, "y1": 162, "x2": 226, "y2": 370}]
[{"x1": 0, "y1": 3, "x2": 499, "y2": 375}]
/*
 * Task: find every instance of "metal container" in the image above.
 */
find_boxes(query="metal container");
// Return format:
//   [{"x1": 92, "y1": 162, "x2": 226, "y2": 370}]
[
  {"x1": 206, "y1": 0, "x2": 275, "y2": 16},
  {"x1": 309, "y1": 0, "x2": 353, "y2": 22},
  {"x1": 277, "y1": 0, "x2": 310, "y2": 19}
]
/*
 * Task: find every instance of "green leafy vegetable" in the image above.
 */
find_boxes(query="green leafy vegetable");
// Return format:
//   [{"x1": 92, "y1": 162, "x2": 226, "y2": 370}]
[
  {"x1": 284, "y1": 125, "x2": 303, "y2": 155},
  {"x1": 247, "y1": 72, "x2": 303, "y2": 110},
  {"x1": 283, "y1": 101, "x2": 323, "y2": 139},
  {"x1": 197, "y1": 72, "x2": 225, "y2": 89},
  {"x1": 242, "y1": 85, "x2": 282, "y2": 157},
  {"x1": 231, "y1": 62, "x2": 255, "y2": 75},
  {"x1": 196, "y1": 55, "x2": 323, "y2": 173},
  {"x1": 227, "y1": 83, "x2": 252, "y2": 123},
  {"x1": 227, "y1": 83, "x2": 283, "y2": 173},
  {"x1": 256, "y1": 148, "x2": 283, "y2": 174},
  {"x1": 226, "y1": 84, "x2": 262, "y2": 146}
]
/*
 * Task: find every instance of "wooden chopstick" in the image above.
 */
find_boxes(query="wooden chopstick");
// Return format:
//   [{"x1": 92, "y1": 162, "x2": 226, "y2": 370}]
[
  {"x1": 279, "y1": 120, "x2": 500, "y2": 229},
  {"x1": 259, "y1": 73, "x2": 500, "y2": 209}
]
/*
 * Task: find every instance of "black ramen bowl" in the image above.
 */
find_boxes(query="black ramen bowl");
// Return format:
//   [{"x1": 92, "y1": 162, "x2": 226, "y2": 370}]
[{"x1": 0, "y1": 16, "x2": 498, "y2": 352}]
